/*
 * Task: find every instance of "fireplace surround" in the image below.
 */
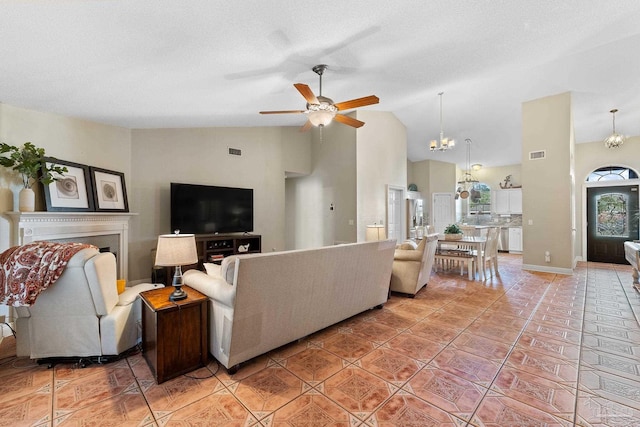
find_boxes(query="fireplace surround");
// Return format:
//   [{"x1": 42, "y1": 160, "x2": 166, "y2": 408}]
[{"x1": 4, "y1": 211, "x2": 137, "y2": 279}]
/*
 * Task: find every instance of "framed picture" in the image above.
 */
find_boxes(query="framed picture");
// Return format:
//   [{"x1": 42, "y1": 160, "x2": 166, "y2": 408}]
[
  {"x1": 89, "y1": 167, "x2": 129, "y2": 212},
  {"x1": 41, "y1": 158, "x2": 94, "y2": 212}
]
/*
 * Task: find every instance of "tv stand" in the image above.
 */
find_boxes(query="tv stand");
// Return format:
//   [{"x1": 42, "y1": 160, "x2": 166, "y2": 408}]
[
  {"x1": 155, "y1": 233, "x2": 261, "y2": 286},
  {"x1": 196, "y1": 233, "x2": 262, "y2": 264}
]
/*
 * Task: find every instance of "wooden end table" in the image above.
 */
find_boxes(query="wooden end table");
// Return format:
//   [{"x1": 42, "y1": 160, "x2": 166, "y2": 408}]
[{"x1": 140, "y1": 285, "x2": 208, "y2": 384}]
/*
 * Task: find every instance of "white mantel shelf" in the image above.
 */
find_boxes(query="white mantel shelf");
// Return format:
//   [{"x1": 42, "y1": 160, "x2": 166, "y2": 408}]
[{"x1": 4, "y1": 211, "x2": 138, "y2": 279}]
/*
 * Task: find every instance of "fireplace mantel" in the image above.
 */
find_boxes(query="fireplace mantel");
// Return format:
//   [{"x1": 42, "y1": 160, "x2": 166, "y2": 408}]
[{"x1": 4, "y1": 211, "x2": 137, "y2": 279}]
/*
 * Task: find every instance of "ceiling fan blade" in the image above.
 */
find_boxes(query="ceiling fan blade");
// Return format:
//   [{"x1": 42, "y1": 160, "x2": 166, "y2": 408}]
[
  {"x1": 294, "y1": 83, "x2": 319, "y2": 104},
  {"x1": 335, "y1": 114, "x2": 365, "y2": 128},
  {"x1": 259, "y1": 110, "x2": 306, "y2": 115},
  {"x1": 300, "y1": 120, "x2": 313, "y2": 132},
  {"x1": 334, "y1": 95, "x2": 379, "y2": 111}
]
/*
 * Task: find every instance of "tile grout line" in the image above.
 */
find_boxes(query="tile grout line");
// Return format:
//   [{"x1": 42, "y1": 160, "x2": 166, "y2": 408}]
[{"x1": 570, "y1": 267, "x2": 589, "y2": 427}]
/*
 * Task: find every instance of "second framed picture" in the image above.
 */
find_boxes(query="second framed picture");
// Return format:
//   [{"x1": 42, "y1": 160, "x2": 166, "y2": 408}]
[{"x1": 89, "y1": 167, "x2": 129, "y2": 212}]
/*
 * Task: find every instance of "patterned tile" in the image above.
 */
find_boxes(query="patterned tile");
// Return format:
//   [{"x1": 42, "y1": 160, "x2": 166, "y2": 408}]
[
  {"x1": 280, "y1": 347, "x2": 345, "y2": 385},
  {"x1": 472, "y1": 394, "x2": 572, "y2": 427},
  {"x1": 429, "y1": 348, "x2": 502, "y2": 387},
  {"x1": 266, "y1": 391, "x2": 356, "y2": 427},
  {"x1": 142, "y1": 369, "x2": 225, "y2": 418},
  {"x1": 464, "y1": 322, "x2": 522, "y2": 345},
  {"x1": 53, "y1": 362, "x2": 139, "y2": 414},
  {"x1": 404, "y1": 366, "x2": 487, "y2": 421},
  {"x1": 576, "y1": 391, "x2": 640, "y2": 427},
  {"x1": 580, "y1": 348, "x2": 640, "y2": 381},
  {"x1": 448, "y1": 332, "x2": 512, "y2": 362},
  {"x1": 524, "y1": 321, "x2": 582, "y2": 345},
  {"x1": 383, "y1": 332, "x2": 444, "y2": 363},
  {"x1": 368, "y1": 309, "x2": 418, "y2": 330},
  {"x1": 582, "y1": 322, "x2": 640, "y2": 343},
  {"x1": 316, "y1": 331, "x2": 376, "y2": 362},
  {"x1": 348, "y1": 318, "x2": 403, "y2": 344},
  {"x1": 356, "y1": 348, "x2": 423, "y2": 386},
  {"x1": 320, "y1": 366, "x2": 394, "y2": 421},
  {"x1": 230, "y1": 365, "x2": 309, "y2": 419},
  {"x1": 579, "y1": 370, "x2": 640, "y2": 410},
  {"x1": 581, "y1": 333, "x2": 640, "y2": 360},
  {"x1": 490, "y1": 367, "x2": 576, "y2": 421},
  {"x1": 156, "y1": 388, "x2": 258, "y2": 426},
  {"x1": 516, "y1": 332, "x2": 580, "y2": 363},
  {"x1": 505, "y1": 348, "x2": 579, "y2": 386},
  {"x1": 53, "y1": 390, "x2": 154, "y2": 426},
  {"x1": 408, "y1": 320, "x2": 463, "y2": 344},
  {"x1": 365, "y1": 391, "x2": 465, "y2": 426}
]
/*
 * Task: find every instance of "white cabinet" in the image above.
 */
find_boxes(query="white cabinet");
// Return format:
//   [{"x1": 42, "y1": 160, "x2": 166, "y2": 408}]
[
  {"x1": 508, "y1": 227, "x2": 523, "y2": 252},
  {"x1": 493, "y1": 189, "x2": 522, "y2": 214}
]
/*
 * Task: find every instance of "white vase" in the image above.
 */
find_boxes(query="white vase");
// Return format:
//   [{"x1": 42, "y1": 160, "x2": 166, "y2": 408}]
[{"x1": 19, "y1": 187, "x2": 35, "y2": 212}]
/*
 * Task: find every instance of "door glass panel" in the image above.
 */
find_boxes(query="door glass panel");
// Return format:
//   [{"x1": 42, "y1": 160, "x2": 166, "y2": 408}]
[{"x1": 596, "y1": 193, "x2": 628, "y2": 237}]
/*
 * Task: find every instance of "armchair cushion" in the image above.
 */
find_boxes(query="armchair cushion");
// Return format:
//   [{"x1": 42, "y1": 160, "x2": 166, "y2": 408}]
[{"x1": 117, "y1": 283, "x2": 162, "y2": 306}]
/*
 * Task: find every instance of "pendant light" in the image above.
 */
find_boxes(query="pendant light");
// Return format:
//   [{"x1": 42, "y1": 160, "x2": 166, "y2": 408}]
[
  {"x1": 456, "y1": 138, "x2": 478, "y2": 199},
  {"x1": 429, "y1": 92, "x2": 455, "y2": 151},
  {"x1": 604, "y1": 109, "x2": 625, "y2": 149}
]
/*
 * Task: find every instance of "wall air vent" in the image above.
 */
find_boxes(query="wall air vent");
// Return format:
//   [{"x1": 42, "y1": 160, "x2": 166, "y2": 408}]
[
  {"x1": 228, "y1": 148, "x2": 242, "y2": 156},
  {"x1": 529, "y1": 150, "x2": 546, "y2": 160}
]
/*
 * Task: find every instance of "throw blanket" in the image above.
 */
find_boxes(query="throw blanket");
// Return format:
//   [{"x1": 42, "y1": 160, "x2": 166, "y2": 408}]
[{"x1": 0, "y1": 241, "x2": 96, "y2": 307}]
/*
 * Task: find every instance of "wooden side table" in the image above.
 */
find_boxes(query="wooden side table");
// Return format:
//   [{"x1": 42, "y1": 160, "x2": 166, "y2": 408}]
[{"x1": 140, "y1": 285, "x2": 208, "y2": 384}]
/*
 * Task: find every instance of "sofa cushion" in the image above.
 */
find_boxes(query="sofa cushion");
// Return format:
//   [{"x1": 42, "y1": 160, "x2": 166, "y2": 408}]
[
  {"x1": 203, "y1": 262, "x2": 221, "y2": 277},
  {"x1": 397, "y1": 240, "x2": 418, "y2": 250}
]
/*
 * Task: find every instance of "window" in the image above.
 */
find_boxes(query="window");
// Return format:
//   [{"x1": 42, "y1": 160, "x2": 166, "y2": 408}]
[
  {"x1": 468, "y1": 183, "x2": 491, "y2": 213},
  {"x1": 587, "y1": 166, "x2": 638, "y2": 182},
  {"x1": 596, "y1": 193, "x2": 629, "y2": 237}
]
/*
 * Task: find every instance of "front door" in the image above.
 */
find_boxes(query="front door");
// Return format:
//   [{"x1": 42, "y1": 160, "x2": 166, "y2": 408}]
[{"x1": 587, "y1": 185, "x2": 639, "y2": 264}]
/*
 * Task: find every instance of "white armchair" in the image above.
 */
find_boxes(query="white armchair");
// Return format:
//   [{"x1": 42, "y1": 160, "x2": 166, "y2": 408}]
[
  {"x1": 14, "y1": 247, "x2": 160, "y2": 361},
  {"x1": 390, "y1": 233, "x2": 439, "y2": 296}
]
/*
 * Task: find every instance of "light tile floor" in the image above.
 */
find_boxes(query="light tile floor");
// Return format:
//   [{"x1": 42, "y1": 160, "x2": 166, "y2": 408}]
[{"x1": 1, "y1": 254, "x2": 640, "y2": 426}]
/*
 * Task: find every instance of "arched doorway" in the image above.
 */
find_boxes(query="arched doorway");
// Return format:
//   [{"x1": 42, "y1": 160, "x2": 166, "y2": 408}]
[{"x1": 586, "y1": 166, "x2": 639, "y2": 264}]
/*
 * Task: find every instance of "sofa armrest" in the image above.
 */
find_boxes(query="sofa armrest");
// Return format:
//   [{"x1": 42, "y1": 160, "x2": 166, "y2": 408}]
[
  {"x1": 394, "y1": 249, "x2": 423, "y2": 262},
  {"x1": 117, "y1": 283, "x2": 164, "y2": 306},
  {"x1": 183, "y1": 270, "x2": 235, "y2": 307}
]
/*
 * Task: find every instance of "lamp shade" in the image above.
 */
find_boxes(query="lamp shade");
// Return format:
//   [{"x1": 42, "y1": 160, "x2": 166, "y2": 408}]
[
  {"x1": 366, "y1": 225, "x2": 387, "y2": 241},
  {"x1": 155, "y1": 233, "x2": 198, "y2": 267}
]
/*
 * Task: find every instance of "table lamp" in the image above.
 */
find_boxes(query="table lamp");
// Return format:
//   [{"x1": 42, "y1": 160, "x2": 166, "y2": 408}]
[{"x1": 155, "y1": 232, "x2": 198, "y2": 301}]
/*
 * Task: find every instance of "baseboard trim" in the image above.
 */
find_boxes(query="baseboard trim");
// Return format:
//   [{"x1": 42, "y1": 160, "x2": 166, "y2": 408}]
[{"x1": 522, "y1": 264, "x2": 573, "y2": 275}]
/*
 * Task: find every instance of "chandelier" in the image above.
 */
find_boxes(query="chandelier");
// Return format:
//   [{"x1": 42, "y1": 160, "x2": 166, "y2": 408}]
[
  {"x1": 430, "y1": 92, "x2": 455, "y2": 151},
  {"x1": 456, "y1": 138, "x2": 478, "y2": 199},
  {"x1": 604, "y1": 108, "x2": 625, "y2": 149}
]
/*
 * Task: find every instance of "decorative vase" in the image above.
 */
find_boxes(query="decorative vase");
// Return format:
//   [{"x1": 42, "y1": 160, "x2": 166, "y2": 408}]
[
  {"x1": 18, "y1": 187, "x2": 35, "y2": 212},
  {"x1": 444, "y1": 233, "x2": 463, "y2": 241}
]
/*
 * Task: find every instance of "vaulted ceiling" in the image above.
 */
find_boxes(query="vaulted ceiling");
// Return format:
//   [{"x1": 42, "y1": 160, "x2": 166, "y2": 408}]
[{"x1": 1, "y1": 1, "x2": 639, "y2": 169}]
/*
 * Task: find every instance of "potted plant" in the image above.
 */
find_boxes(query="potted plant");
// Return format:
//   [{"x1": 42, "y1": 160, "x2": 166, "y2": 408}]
[
  {"x1": 443, "y1": 223, "x2": 463, "y2": 240},
  {"x1": 0, "y1": 141, "x2": 67, "y2": 212}
]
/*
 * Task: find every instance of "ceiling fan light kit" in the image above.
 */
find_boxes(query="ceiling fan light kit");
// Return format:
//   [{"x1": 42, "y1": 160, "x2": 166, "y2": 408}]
[
  {"x1": 429, "y1": 92, "x2": 455, "y2": 152},
  {"x1": 604, "y1": 108, "x2": 625, "y2": 149},
  {"x1": 259, "y1": 64, "x2": 379, "y2": 131}
]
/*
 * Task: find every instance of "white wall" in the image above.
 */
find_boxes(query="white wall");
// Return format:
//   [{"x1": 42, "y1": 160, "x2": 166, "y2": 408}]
[
  {"x1": 0, "y1": 103, "x2": 131, "y2": 251},
  {"x1": 356, "y1": 111, "x2": 407, "y2": 241},
  {"x1": 130, "y1": 126, "x2": 309, "y2": 281},
  {"x1": 522, "y1": 92, "x2": 574, "y2": 273}
]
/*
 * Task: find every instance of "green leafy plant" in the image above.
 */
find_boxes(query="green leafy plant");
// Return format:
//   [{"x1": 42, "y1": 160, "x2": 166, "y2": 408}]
[
  {"x1": 444, "y1": 223, "x2": 462, "y2": 234},
  {"x1": 0, "y1": 142, "x2": 67, "y2": 189}
]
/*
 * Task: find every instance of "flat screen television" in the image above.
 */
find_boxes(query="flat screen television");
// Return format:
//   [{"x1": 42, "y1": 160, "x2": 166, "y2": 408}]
[{"x1": 170, "y1": 183, "x2": 254, "y2": 234}]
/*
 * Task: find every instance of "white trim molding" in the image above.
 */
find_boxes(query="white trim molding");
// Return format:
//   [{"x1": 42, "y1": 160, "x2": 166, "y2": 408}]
[{"x1": 4, "y1": 211, "x2": 137, "y2": 279}]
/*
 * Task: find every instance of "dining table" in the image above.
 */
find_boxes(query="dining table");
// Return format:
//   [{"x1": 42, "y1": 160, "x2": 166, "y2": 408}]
[{"x1": 436, "y1": 235, "x2": 487, "y2": 280}]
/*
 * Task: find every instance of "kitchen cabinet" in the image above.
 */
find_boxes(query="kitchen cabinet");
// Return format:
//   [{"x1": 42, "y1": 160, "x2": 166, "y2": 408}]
[
  {"x1": 508, "y1": 227, "x2": 523, "y2": 252},
  {"x1": 493, "y1": 189, "x2": 522, "y2": 214}
]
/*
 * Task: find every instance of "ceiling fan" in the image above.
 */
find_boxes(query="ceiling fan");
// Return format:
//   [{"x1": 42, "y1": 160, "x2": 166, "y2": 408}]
[{"x1": 259, "y1": 64, "x2": 379, "y2": 131}]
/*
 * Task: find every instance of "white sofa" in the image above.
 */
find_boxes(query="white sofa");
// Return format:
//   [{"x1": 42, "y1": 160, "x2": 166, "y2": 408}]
[
  {"x1": 183, "y1": 240, "x2": 396, "y2": 372},
  {"x1": 15, "y1": 247, "x2": 160, "y2": 361}
]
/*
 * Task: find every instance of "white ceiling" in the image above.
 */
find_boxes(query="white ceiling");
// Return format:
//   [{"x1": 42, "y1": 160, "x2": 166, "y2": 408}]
[{"x1": 1, "y1": 1, "x2": 640, "y2": 169}]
